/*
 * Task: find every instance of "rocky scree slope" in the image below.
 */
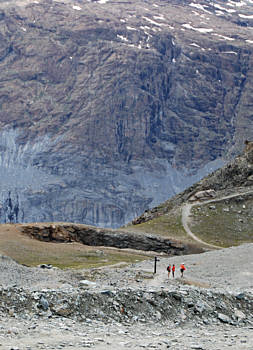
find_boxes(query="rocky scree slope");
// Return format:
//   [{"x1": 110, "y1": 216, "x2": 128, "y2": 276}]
[
  {"x1": 0, "y1": 243, "x2": 253, "y2": 327},
  {"x1": 0, "y1": 0, "x2": 253, "y2": 227}
]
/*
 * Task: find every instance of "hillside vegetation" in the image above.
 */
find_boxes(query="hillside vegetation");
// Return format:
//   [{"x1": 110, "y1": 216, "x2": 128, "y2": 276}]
[{"x1": 129, "y1": 141, "x2": 253, "y2": 248}]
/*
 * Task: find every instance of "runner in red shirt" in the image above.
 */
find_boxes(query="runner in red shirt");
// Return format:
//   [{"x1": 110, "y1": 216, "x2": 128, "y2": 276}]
[
  {"x1": 180, "y1": 263, "x2": 186, "y2": 278},
  {"x1": 172, "y1": 264, "x2": 175, "y2": 278}
]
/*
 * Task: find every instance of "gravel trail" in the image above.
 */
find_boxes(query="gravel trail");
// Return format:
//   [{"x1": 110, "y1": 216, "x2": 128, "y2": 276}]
[
  {"x1": 181, "y1": 190, "x2": 253, "y2": 249},
  {"x1": 0, "y1": 244, "x2": 252, "y2": 349}
]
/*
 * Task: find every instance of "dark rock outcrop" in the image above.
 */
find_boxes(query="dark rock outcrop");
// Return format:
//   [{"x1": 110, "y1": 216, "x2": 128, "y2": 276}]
[
  {"x1": 21, "y1": 223, "x2": 188, "y2": 254},
  {"x1": 0, "y1": 0, "x2": 252, "y2": 227}
]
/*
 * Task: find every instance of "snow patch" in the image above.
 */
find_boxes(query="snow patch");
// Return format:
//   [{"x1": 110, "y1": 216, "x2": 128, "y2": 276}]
[
  {"x1": 143, "y1": 16, "x2": 165, "y2": 26},
  {"x1": 124, "y1": 43, "x2": 142, "y2": 50},
  {"x1": 182, "y1": 23, "x2": 213, "y2": 33},
  {"x1": 246, "y1": 39, "x2": 253, "y2": 43},
  {"x1": 153, "y1": 15, "x2": 165, "y2": 20},
  {"x1": 97, "y1": 0, "x2": 110, "y2": 4},
  {"x1": 190, "y1": 43, "x2": 201, "y2": 47},
  {"x1": 127, "y1": 26, "x2": 137, "y2": 31},
  {"x1": 213, "y1": 34, "x2": 235, "y2": 41},
  {"x1": 213, "y1": 4, "x2": 236, "y2": 13},
  {"x1": 238, "y1": 14, "x2": 253, "y2": 18},
  {"x1": 215, "y1": 10, "x2": 225, "y2": 16},
  {"x1": 72, "y1": 5, "x2": 81, "y2": 10},
  {"x1": 227, "y1": 1, "x2": 246, "y2": 7},
  {"x1": 189, "y1": 3, "x2": 211, "y2": 13},
  {"x1": 223, "y1": 51, "x2": 238, "y2": 54},
  {"x1": 117, "y1": 35, "x2": 128, "y2": 42}
]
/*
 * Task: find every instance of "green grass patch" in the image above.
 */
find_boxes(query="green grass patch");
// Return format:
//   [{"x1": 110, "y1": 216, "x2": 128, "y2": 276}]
[
  {"x1": 0, "y1": 237, "x2": 148, "y2": 269},
  {"x1": 189, "y1": 198, "x2": 253, "y2": 247},
  {"x1": 127, "y1": 211, "x2": 194, "y2": 243}
]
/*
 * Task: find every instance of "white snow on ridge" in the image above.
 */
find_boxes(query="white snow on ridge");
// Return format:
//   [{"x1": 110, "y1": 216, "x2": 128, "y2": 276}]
[
  {"x1": 189, "y1": 3, "x2": 211, "y2": 13},
  {"x1": 213, "y1": 34, "x2": 235, "y2": 41},
  {"x1": 72, "y1": 5, "x2": 81, "y2": 10},
  {"x1": 117, "y1": 35, "x2": 128, "y2": 42},
  {"x1": 239, "y1": 14, "x2": 253, "y2": 18},
  {"x1": 215, "y1": 10, "x2": 225, "y2": 16},
  {"x1": 227, "y1": 0, "x2": 246, "y2": 6},
  {"x1": 154, "y1": 15, "x2": 165, "y2": 20},
  {"x1": 127, "y1": 26, "x2": 137, "y2": 31},
  {"x1": 246, "y1": 39, "x2": 253, "y2": 43},
  {"x1": 124, "y1": 43, "x2": 142, "y2": 50},
  {"x1": 223, "y1": 51, "x2": 238, "y2": 54},
  {"x1": 182, "y1": 23, "x2": 213, "y2": 33},
  {"x1": 190, "y1": 43, "x2": 201, "y2": 47},
  {"x1": 97, "y1": 0, "x2": 110, "y2": 4},
  {"x1": 143, "y1": 16, "x2": 165, "y2": 26},
  {"x1": 213, "y1": 4, "x2": 236, "y2": 13}
]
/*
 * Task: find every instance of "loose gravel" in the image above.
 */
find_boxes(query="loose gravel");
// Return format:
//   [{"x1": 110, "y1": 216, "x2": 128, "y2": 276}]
[{"x1": 0, "y1": 244, "x2": 252, "y2": 350}]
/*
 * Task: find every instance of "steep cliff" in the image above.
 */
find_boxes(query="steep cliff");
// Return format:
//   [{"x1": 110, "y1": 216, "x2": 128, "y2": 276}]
[{"x1": 0, "y1": 0, "x2": 252, "y2": 227}]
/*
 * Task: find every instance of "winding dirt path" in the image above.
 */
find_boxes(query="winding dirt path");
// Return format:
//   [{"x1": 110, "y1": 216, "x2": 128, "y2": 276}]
[{"x1": 181, "y1": 190, "x2": 253, "y2": 249}]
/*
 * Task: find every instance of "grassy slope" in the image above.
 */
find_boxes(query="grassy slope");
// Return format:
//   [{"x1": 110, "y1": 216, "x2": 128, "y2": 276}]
[
  {"x1": 127, "y1": 193, "x2": 253, "y2": 248},
  {"x1": 0, "y1": 224, "x2": 149, "y2": 268},
  {"x1": 189, "y1": 196, "x2": 253, "y2": 247},
  {"x1": 126, "y1": 208, "x2": 199, "y2": 245}
]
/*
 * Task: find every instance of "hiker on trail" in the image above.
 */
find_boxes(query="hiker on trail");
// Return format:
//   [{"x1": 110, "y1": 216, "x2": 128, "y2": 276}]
[
  {"x1": 180, "y1": 263, "x2": 186, "y2": 278},
  {"x1": 167, "y1": 264, "x2": 171, "y2": 278},
  {"x1": 172, "y1": 264, "x2": 175, "y2": 278}
]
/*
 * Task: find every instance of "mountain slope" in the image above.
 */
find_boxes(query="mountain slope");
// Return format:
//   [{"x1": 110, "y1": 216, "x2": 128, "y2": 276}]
[
  {"x1": 0, "y1": 0, "x2": 252, "y2": 227},
  {"x1": 129, "y1": 141, "x2": 253, "y2": 247}
]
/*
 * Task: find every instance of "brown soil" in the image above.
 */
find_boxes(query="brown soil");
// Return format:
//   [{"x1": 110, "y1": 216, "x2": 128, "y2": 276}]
[{"x1": 0, "y1": 224, "x2": 150, "y2": 268}]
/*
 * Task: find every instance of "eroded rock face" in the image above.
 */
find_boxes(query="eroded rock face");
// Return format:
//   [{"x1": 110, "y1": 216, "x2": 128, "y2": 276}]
[
  {"x1": 20, "y1": 223, "x2": 187, "y2": 254},
  {"x1": 0, "y1": 0, "x2": 252, "y2": 227}
]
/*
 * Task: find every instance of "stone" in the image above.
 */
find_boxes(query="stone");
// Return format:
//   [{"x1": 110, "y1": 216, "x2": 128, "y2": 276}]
[
  {"x1": 79, "y1": 280, "x2": 96, "y2": 288},
  {"x1": 39, "y1": 296, "x2": 49, "y2": 311},
  {"x1": 217, "y1": 313, "x2": 231, "y2": 324},
  {"x1": 234, "y1": 310, "x2": 246, "y2": 320}
]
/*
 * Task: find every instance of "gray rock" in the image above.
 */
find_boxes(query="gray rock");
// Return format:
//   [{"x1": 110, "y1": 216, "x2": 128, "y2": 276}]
[
  {"x1": 79, "y1": 280, "x2": 96, "y2": 288},
  {"x1": 39, "y1": 296, "x2": 49, "y2": 311},
  {"x1": 217, "y1": 313, "x2": 231, "y2": 324}
]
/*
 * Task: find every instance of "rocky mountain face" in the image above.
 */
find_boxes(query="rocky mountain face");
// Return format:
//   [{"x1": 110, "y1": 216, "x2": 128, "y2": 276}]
[{"x1": 0, "y1": 0, "x2": 252, "y2": 227}]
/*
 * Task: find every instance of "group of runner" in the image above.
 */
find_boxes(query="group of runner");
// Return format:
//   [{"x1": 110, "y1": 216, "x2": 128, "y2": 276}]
[{"x1": 167, "y1": 263, "x2": 186, "y2": 278}]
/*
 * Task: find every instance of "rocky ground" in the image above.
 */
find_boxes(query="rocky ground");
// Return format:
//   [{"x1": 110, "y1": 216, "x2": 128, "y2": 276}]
[{"x1": 0, "y1": 244, "x2": 252, "y2": 349}]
